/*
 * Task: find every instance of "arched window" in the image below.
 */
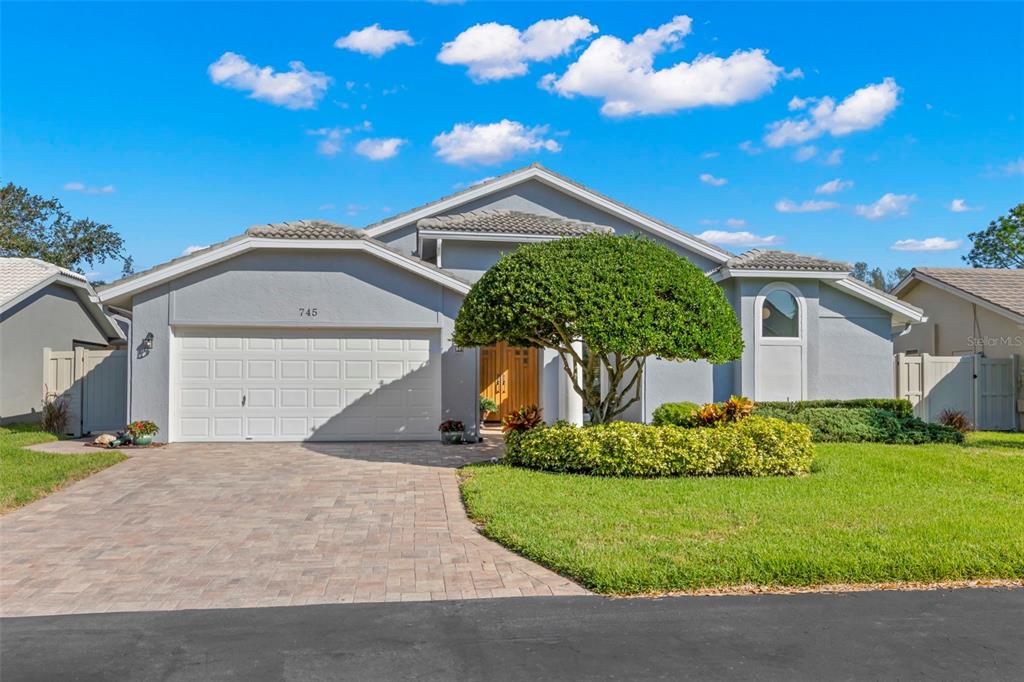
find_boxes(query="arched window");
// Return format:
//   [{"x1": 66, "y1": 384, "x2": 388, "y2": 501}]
[{"x1": 761, "y1": 288, "x2": 799, "y2": 338}]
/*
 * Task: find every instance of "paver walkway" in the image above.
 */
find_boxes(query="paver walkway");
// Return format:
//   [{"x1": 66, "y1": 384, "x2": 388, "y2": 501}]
[{"x1": 0, "y1": 439, "x2": 585, "y2": 617}]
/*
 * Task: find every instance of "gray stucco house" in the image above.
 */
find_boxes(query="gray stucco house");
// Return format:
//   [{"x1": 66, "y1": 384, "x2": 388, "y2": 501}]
[
  {"x1": 1, "y1": 257, "x2": 125, "y2": 425},
  {"x1": 96, "y1": 164, "x2": 924, "y2": 443}
]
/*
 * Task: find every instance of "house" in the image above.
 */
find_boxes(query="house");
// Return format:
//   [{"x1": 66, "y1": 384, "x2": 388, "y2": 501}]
[
  {"x1": 95, "y1": 164, "x2": 924, "y2": 443},
  {"x1": 892, "y1": 268, "x2": 1023, "y2": 428},
  {"x1": 0, "y1": 257, "x2": 126, "y2": 426}
]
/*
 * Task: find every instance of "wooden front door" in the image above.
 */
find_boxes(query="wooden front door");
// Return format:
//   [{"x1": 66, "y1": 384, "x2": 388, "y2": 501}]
[{"x1": 480, "y1": 342, "x2": 539, "y2": 422}]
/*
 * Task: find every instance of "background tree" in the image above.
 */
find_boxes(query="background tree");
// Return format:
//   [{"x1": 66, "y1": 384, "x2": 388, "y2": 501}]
[
  {"x1": 453, "y1": 234, "x2": 744, "y2": 423},
  {"x1": 851, "y1": 262, "x2": 909, "y2": 292},
  {"x1": 963, "y1": 203, "x2": 1023, "y2": 268},
  {"x1": 0, "y1": 182, "x2": 134, "y2": 276}
]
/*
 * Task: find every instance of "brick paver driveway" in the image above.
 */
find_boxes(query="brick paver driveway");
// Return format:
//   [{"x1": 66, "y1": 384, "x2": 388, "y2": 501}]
[{"x1": 0, "y1": 438, "x2": 584, "y2": 617}]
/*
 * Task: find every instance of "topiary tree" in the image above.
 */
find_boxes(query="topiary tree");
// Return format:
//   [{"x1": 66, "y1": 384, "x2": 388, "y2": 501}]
[{"x1": 453, "y1": 234, "x2": 744, "y2": 423}]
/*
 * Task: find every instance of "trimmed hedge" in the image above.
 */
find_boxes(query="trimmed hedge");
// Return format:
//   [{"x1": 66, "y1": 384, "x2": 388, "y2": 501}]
[
  {"x1": 754, "y1": 398, "x2": 914, "y2": 419},
  {"x1": 757, "y1": 406, "x2": 965, "y2": 445},
  {"x1": 503, "y1": 417, "x2": 814, "y2": 477},
  {"x1": 651, "y1": 401, "x2": 700, "y2": 427}
]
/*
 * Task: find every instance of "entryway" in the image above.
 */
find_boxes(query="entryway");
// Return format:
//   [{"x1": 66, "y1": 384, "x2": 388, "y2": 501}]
[{"x1": 480, "y1": 342, "x2": 539, "y2": 422}]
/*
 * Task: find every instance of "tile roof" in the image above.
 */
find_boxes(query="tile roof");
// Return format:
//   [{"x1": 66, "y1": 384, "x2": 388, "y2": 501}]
[
  {"x1": 915, "y1": 267, "x2": 1024, "y2": 318},
  {"x1": 0, "y1": 257, "x2": 88, "y2": 307},
  {"x1": 725, "y1": 249, "x2": 851, "y2": 272},
  {"x1": 366, "y1": 163, "x2": 733, "y2": 259},
  {"x1": 418, "y1": 209, "x2": 613, "y2": 237},
  {"x1": 97, "y1": 220, "x2": 471, "y2": 296},
  {"x1": 246, "y1": 220, "x2": 363, "y2": 240}
]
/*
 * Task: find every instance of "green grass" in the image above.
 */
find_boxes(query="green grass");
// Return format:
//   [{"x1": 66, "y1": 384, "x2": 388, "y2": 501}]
[
  {"x1": 460, "y1": 431, "x2": 1024, "y2": 594},
  {"x1": 0, "y1": 424, "x2": 126, "y2": 513}
]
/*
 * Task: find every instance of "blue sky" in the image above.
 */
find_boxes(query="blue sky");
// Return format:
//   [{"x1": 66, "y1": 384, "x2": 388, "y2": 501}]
[{"x1": 3, "y1": 1, "x2": 1022, "y2": 281}]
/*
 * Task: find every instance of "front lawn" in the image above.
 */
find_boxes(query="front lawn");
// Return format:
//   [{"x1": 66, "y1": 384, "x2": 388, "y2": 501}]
[
  {"x1": 460, "y1": 432, "x2": 1024, "y2": 594},
  {"x1": 0, "y1": 424, "x2": 126, "y2": 513}
]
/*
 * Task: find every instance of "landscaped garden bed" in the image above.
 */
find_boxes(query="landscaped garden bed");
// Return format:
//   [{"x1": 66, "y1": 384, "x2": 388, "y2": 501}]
[{"x1": 460, "y1": 431, "x2": 1024, "y2": 594}]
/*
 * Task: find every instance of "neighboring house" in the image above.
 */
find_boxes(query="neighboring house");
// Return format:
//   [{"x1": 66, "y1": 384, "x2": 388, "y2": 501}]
[
  {"x1": 0, "y1": 257, "x2": 125, "y2": 426},
  {"x1": 892, "y1": 268, "x2": 1023, "y2": 428},
  {"x1": 96, "y1": 164, "x2": 924, "y2": 443}
]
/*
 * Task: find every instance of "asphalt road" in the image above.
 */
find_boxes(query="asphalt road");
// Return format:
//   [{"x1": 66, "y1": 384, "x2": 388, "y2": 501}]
[{"x1": 2, "y1": 589, "x2": 1022, "y2": 681}]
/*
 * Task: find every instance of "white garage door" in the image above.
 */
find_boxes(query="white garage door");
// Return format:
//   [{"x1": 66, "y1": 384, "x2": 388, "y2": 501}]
[{"x1": 172, "y1": 328, "x2": 440, "y2": 442}]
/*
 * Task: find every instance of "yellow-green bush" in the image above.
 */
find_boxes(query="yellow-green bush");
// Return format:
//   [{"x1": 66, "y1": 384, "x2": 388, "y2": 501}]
[{"x1": 503, "y1": 417, "x2": 813, "y2": 477}]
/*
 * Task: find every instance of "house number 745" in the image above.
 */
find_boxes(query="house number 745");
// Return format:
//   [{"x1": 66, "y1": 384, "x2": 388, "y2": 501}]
[{"x1": 298, "y1": 307, "x2": 318, "y2": 317}]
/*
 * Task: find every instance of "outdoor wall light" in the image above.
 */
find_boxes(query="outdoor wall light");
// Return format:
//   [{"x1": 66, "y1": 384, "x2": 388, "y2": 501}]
[{"x1": 142, "y1": 332, "x2": 154, "y2": 351}]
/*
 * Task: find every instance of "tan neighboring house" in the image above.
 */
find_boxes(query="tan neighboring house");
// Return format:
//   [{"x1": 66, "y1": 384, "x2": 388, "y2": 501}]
[
  {"x1": 892, "y1": 267, "x2": 1023, "y2": 427},
  {"x1": 0, "y1": 257, "x2": 126, "y2": 428}
]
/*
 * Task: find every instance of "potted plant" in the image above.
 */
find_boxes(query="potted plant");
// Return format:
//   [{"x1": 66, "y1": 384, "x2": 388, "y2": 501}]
[
  {"x1": 479, "y1": 395, "x2": 498, "y2": 422},
  {"x1": 438, "y1": 419, "x2": 465, "y2": 445},
  {"x1": 125, "y1": 420, "x2": 159, "y2": 446}
]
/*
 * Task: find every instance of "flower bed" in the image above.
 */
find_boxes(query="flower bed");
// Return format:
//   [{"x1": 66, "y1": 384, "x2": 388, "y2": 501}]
[{"x1": 503, "y1": 417, "x2": 813, "y2": 477}]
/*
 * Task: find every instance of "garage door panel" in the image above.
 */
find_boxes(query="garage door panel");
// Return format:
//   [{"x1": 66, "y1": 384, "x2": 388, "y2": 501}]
[{"x1": 174, "y1": 328, "x2": 441, "y2": 442}]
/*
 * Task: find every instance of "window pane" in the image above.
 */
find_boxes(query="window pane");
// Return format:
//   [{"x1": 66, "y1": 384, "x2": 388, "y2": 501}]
[{"x1": 762, "y1": 290, "x2": 798, "y2": 337}]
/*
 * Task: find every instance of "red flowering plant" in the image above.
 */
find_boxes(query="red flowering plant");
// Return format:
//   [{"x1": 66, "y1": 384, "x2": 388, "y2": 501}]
[{"x1": 126, "y1": 420, "x2": 160, "y2": 438}]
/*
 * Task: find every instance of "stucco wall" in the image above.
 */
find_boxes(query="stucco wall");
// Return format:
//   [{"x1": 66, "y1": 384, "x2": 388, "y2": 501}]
[
  {"x1": 439, "y1": 240, "x2": 523, "y2": 283},
  {"x1": 731, "y1": 278, "x2": 895, "y2": 401},
  {"x1": 895, "y1": 281, "x2": 1024, "y2": 359},
  {"x1": 0, "y1": 283, "x2": 111, "y2": 424},
  {"x1": 816, "y1": 285, "x2": 895, "y2": 399},
  {"x1": 127, "y1": 249, "x2": 477, "y2": 440}
]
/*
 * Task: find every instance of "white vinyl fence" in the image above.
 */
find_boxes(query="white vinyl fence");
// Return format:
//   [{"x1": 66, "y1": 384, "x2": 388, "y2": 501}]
[
  {"x1": 895, "y1": 353, "x2": 1019, "y2": 431},
  {"x1": 43, "y1": 347, "x2": 127, "y2": 436}
]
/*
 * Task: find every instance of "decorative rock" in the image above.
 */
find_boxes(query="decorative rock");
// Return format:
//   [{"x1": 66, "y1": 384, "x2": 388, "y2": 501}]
[{"x1": 94, "y1": 434, "x2": 116, "y2": 446}]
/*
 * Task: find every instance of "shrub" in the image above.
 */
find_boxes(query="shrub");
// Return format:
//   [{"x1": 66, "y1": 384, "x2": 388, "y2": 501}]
[
  {"x1": 766, "y1": 407, "x2": 965, "y2": 445},
  {"x1": 938, "y1": 409, "x2": 972, "y2": 433},
  {"x1": 502, "y1": 404, "x2": 543, "y2": 433},
  {"x1": 40, "y1": 392, "x2": 69, "y2": 435},
  {"x1": 754, "y1": 399, "x2": 914, "y2": 419},
  {"x1": 503, "y1": 417, "x2": 813, "y2": 477},
  {"x1": 651, "y1": 401, "x2": 700, "y2": 427},
  {"x1": 126, "y1": 420, "x2": 159, "y2": 438},
  {"x1": 721, "y1": 395, "x2": 754, "y2": 423}
]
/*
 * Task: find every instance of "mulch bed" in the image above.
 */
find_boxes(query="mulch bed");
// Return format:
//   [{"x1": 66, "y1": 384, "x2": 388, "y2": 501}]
[{"x1": 84, "y1": 442, "x2": 167, "y2": 450}]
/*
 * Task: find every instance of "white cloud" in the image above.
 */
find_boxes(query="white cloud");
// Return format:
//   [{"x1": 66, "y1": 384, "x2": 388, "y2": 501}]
[
  {"x1": 783, "y1": 67, "x2": 804, "y2": 80},
  {"x1": 699, "y1": 173, "x2": 727, "y2": 186},
  {"x1": 738, "y1": 140, "x2": 762, "y2": 155},
  {"x1": 823, "y1": 148, "x2": 844, "y2": 165},
  {"x1": 855, "y1": 192, "x2": 916, "y2": 220},
  {"x1": 1002, "y1": 158, "x2": 1024, "y2": 175},
  {"x1": 699, "y1": 218, "x2": 719, "y2": 225},
  {"x1": 318, "y1": 203, "x2": 335, "y2": 211},
  {"x1": 698, "y1": 230, "x2": 781, "y2": 247},
  {"x1": 725, "y1": 217, "x2": 747, "y2": 227},
  {"x1": 433, "y1": 119, "x2": 561, "y2": 165},
  {"x1": 948, "y1": 198, "x2": 976, "y2": 212},
  {"x1": 891, "y1": 237, "x2": 961, "y2": 252},
  {"x1": 63, "y1": 182, "x2": 115, "y2": 194},
  {"x1": 182, "y1": 245, "x2": 208, "y2": 256},
  {"x1": 354, "y1": 137, "x2": 407, "y2": 160},
  {"x1": 793, "y1": 145, "x2": 818, "y2": 162},
  {"x1": 335, "y1": 24, "x2": 414, "y2": 57},
  {"x1": 788, "y1": 96, "x2": 811, "y2": 111},
  {"x1": 208, "y1": 52, "x2": 330, "y2": 110},
  {"x1": 774, "y1": 198, "x2": 839, "y2": 213},
  {"x1": 815, "y1": 178, "x2": 853, "y2": 194},
  {"x1": 438, "y1": 16, "x2": 597, "y2": 82},
  {"x1": 541, "y1": 15, "x2": 784, "y2": 117},
  {"x1": 764, "y1": 77, "x2": 901, "y2": 147},
  {"x1": 701, "y1": 151, "x2": 720, "y2": 159},
  {"x1": 307, "y1": 127, "x2": 344, "y2": 156}
]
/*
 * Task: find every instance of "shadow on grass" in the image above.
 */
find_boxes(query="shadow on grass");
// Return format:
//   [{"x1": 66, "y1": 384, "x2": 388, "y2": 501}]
[{"x1": 969, "y1": 437, "x2": 1024, "y2": 451}]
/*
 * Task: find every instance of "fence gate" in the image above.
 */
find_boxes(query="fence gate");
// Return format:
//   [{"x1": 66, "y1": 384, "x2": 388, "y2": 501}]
[
  {"x1": 895, "y1": 353, "x2": 1018, "y2": 431},
  {"x1": 43, "y1": 347, "x2": 128, "y2": 436}
]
